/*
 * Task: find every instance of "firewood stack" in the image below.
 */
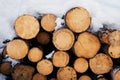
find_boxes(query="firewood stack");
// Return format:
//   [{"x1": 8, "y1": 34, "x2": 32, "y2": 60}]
[{"x1": 1, "y1": 7, "x2": 120, "y2": 80}]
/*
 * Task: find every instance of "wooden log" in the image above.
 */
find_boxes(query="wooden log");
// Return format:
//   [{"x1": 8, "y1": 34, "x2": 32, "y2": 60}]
[
  {"x1": 79, "y1": 75, "x2": 91, "y2": 80},
  {"x1": 6, "y1": 39, "x2": 28, "y2": 59},
  {"x1": 73, "y1": 58, "x2": 88, "y2": 73},
  {"x1": 0, "y1": 62, "x2": 12, "y2": 75},
  {"x1": 50, "y1": 78, "x2": 57, "y2": 80},
  {"x1": 12, "y1": 64, "x2": 35, "y2": 80},
  {"x1": 108, "y1": 30, "x2": 120, "y2": 58},
  {"x1": 28, "y1": 47, "x2": 43, "y2": 62},
  {"x1": 89, "y1": 53, "x2": 113, "y2": 74},
  {"x1": 37, "y1": 32, "x2": 50, "y2": 45},
  {"x1": 52, "y1": 51, "x2": 69, "y2": 67},
  {"x1": 32, "y1": 73, "x2": 47, "y2": 80},
  {"x1": 109, "y1": 30, "x2": 120, "y2": 46},
  {"x1": 111, "y1": 67, "x2": 120, "y2": 80},
  {"x1": 2, "y1": 47, "x2": 8, "y2": 58},
  {"x1": 14, "y1": 14, "x2": 40, "y2": 39},
  {"x1": 57, "y1": 66, "x2": 77, "y2": 80},
  {"x1": 41, "y1": 14, "x2": 56, "y2": 32},
  {"x1": 108, "y1": 45, "x2": 120, "y2": 58},
  {"x1": 98, "y1": 28, "x2": 112, "y2": 44},
  {"x1": 65, "y1": 7, "x2": 91, "y2": 33},
  {"x1": 37, "y1": 59, "x2": 53, "y2": 75},
  {"x1": 53, "y1": 28, "x2": 75, "y2": 51},
  {"x1": 97, "y1": 77, "x2": 107, "y2": 80},
  {"x1": 74, "y1": 32, "x2": 101, "y2": 58}
]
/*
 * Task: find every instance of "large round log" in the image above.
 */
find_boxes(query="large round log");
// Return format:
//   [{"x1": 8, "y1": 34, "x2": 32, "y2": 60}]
[
  {"x1": 14, "y1": 14, "x2": 40, "y2": 39},
  {"x1": 65, "y1": 7, "x2": 91, "y2": 33}
]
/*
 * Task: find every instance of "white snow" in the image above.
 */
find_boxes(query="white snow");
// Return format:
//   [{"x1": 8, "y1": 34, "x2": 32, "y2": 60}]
[
  {"x1": 0, "y1": 74, "x2": 6, "y2": 80},
  {"x1": 0, "y1": 0, "x2": 120, "y2": 79}
]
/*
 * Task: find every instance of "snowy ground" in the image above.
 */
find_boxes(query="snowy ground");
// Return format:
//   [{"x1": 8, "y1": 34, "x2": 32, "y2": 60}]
[{"x1": 0, "y1": 0, "x2": 120, "y2": 79}]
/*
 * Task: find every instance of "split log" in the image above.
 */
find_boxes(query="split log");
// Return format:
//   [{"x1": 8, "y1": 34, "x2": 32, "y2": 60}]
[
  {"x1": 28, "y1": 47, "x2": 43, "y2": 62},
  {"x1": 57, "y1": 66, "x2": 77, "y2": 80},
  {"x1": 73, "y1": 58, "x2": 88, "y2": 73},
  {"x1": 37, "y1": 59, "x2": 53, "y2": 75},
  {"x1": 65, "y1": 7, "x2": 91, "y2": 33},
  {"x1": 41, "y1": 14, "x2": 56, "y2": 32},
  {"x1": 89, "y1": 53, "x2": 113, "y2": 74},
  {"x1": 53, "y1": 28, "x2": 75, "y2": 51},
  {"x1": 32, "y1": 73, "x2": 47, "y2": 80},
  {"x1": 79, "y1": 75, "x2": 91, "y2": 80},
  {"x1": 14, "y1": 14, "x2": 40, "y2": 39},
  {"x1": 52, "y1": 51, "x2": 69, "y2": 67},
  {"x1": 74, "y1": 32, "x2": 101, "y2": 58},
  {"x1": 6, "y1": 39, "x2": 28, "y2": 59}
]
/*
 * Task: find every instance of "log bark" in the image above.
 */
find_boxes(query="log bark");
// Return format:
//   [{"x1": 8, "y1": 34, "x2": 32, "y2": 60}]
[
  {"x1": 28, "y1": 47, "x2": 43, "y2": 62},
  {"x1": 14, "y1": 14, "x2": 40, "y2": 39},
  {"x1": 74, "y1": 32, "x2": 101, "y2": 58},
  {"x1": 41, "y1": 14, "x2": 56, "y2": 32},
  {"x1": 6, "y1": 39, "x2": 28, "y2": 59},
  {"x1": 89, "y1": 53, "x2": 113, "y2": 74},
  {"x1": 65, "y1": 7, "x2": 91, "y2": 33},
  {"x1": 52, "y1": 51, "x2": 69, "y2": 67},
  {"x1": 53, "y1": 28, "x2": 75, "y2": 51}
]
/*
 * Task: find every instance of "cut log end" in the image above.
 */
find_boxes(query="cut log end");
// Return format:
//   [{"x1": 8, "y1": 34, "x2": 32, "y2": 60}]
[
  {"x1": 14, "y1": 14, "x2": 40, "y2": 39},
  {"x1": 74, "y1": 32, "x2": 101, "y2": 58},
  {"x1": 108, "y1": 45, "x2": 120, "y2": 58},
  {"x1": 89, "y1": 53, "x2": 113, "y2": 74},
  {"x1": 57, "y1": 66, "x2": 77, "y2": 80},
  {"x1": 97, "y1": 78, "x2": 107, "y2": 80},
  {"x1": 37, "y1": 59, "x2": 53, "y2": 75},
  {"x1": 79, "y1": 75, "x2": 91, "y2": 80},
  {"x1": 12, "y1": 64, "x2": 35, "y2": 80},
  {"x1": 74, "y1": 58, "x2": 88, "y2": 73},
  {"x1": 28, "y1": 47, "x2": 43, "y2": 62},
  {"x1": 65, "y1": 7, "x2": 91, "y2": 33},
  {"x1": 41, "y1": 14, "x2": 56, "y2": 32},
  {"x1": 109, "y1": 30, "x2": 120, "y2": 46},
  {"x1": 32, "y1": 73, "x2": 47, "y2": 80},
  {"x1": 6, "y1": 39, "x2": 28, "y2": 59},
  {"x1": 37, "y1": 32, "x2": 50, "y2": 45},
  {"x1": 53, "y1": 28, "x2": 75, "y2": 51},
  {"x1": 0, "y1": 62, "x2": 12, "y2": 75},
  {"x1": 52, "y1": 51, "x2": 69, "y2": 67}
]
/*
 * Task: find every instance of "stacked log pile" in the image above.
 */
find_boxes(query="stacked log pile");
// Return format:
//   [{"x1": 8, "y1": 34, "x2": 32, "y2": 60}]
[{"x1": 0, "y1": 7, "x2": 120, "y2": 80}]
